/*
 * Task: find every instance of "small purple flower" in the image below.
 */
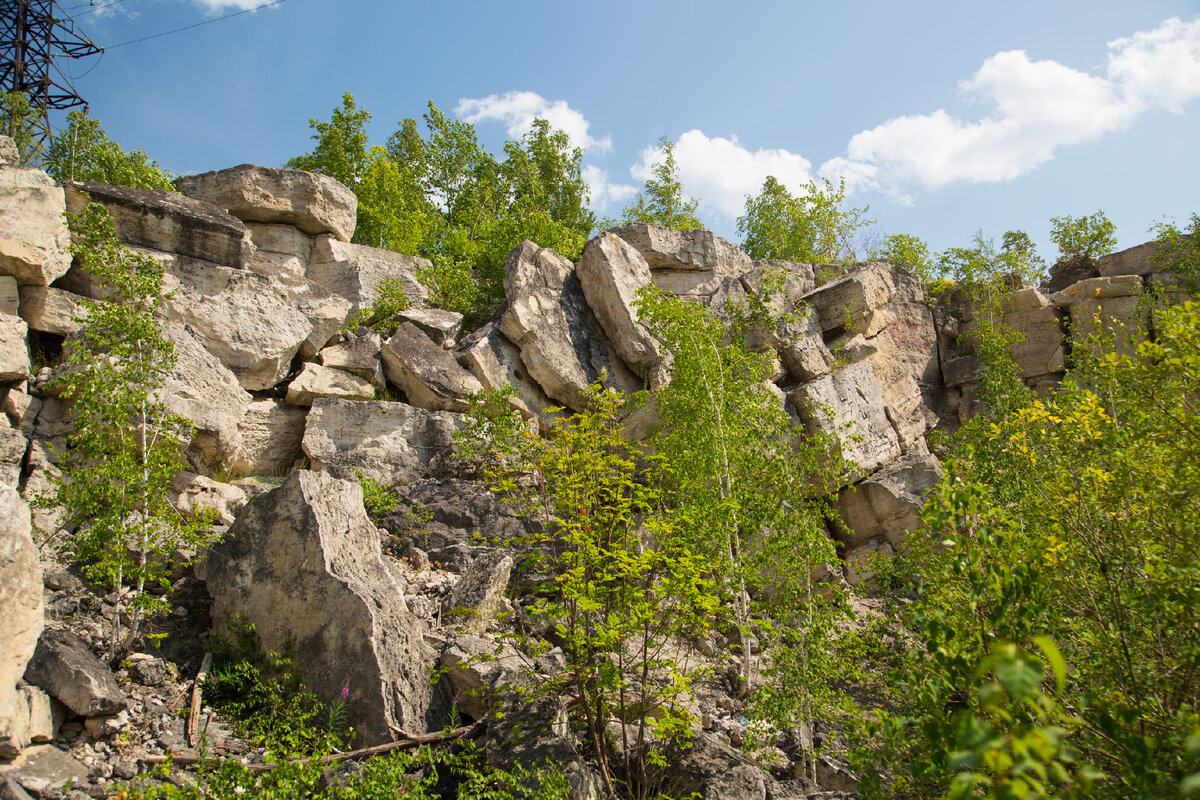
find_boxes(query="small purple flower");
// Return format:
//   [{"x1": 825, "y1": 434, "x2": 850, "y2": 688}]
[
  {"x1": 339, "y1": 686, "x2": 350, "y2": 701},
  {"x1": 452, "y1": 696, "x2": 459, "y2": 705}
]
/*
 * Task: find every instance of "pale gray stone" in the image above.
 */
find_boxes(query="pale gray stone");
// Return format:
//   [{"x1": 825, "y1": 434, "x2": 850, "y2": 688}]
[
  {"x1": 0, "y1": 485, "x2": 42, "y2": 757},
  {"x1": 175, "y1": 164, "x2": 358, "y2": 242},
  {"x1": 0, "y1": 276, "x2": 17, "y2": 316},
  {"x1": 205, "y1": 471, "x2": 438, "y2": 745},
  {"x1": 381, "y1": 322, "x2": 483, "y2": 412},
  {"x1": 308, "y1": 235, "x2": 430, "y2": 313},
  {"x1": 577, "y1": 232, "x2": 660, "y2": 377},
  {"x1": 0, "y1": 166, "x2": 71, "y2": 286},
  {"x1": 803, "y1": 262, "x2": 896, "y2": 338},
  {"x1": 0, "y1": 426, "x2": 27, "y2": 488},
  {"x1": 17, "y1": 286, "x2": 87, "y2": 336},
  {"x1": 317, "y1": 332, "x2": 386, "y2": 389},
  {"x1": 0, "y1": 313, "x2": 29, "y2": 382},
  {"x1": 612, "y1": 223, "x2": 751, "y2": 274},
  {"x1": 168, "y1": 472, "x2": 246, "y2": 526},
  {"x1": 396, "y1": 308, "x2": 463, "y2": 349},
  {"x1": 456, "y1": 320, "x2": 557, "y2": 424},
  {"x1": 23, "y1": 629, "x2": 125, "y2": 718},
  {"x1": 837, "y1": 453, "x2": 943, "y2": 549},
  {"x1": 444, "y1": 552, "x2": 513, "y2": 634},
  {"x1": 233, "y1": 399, "x2": 308, "y2": 477},
  {"x1": 439, "y1": 634, "x2": 530, "y2": 721},
  {"x1": 790, "y1": 360, "x2": 902, "y2": 477},
  {"x1": 286, "y1": 362, "x2": 375, "y2": 407}
]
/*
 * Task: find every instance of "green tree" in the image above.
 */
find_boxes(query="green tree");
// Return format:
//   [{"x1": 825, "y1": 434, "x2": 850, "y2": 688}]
[
  {"x1": 46, "y1": 110, "x2": 174, "y2": 190},
  {"x1": 1, "y1": 91, "x2": 45, "y2": 166},
  {"x1": 1049, "y1": 210, "x2": 1117, "y2": 263},
  {"x1": 738, "y1": 176, "x2": 873, "y2": 264},
  {"x1": 882, "y1": 232, "x2": 935, "y2": 280},
  {"x1": 622, "y1": 136, "x2": 703, "y2": 231},
  {"x1": 1149, "y1": 211, "x2": 1200, "y2": 295},
  {"x1": 49, "y1": 205, "x2": 215, "y2": 661}
]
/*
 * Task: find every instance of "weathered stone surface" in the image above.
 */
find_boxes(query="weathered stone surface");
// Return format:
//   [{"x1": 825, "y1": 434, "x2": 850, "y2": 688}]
[
  {"x1": 663, "y1": 731, "x2": 767, "y2": 800},
  {"x1": 845, "y1": 540, "x2": 895, "y2": 586},
  {"x1": 154, "y1": 250, "x2": 314, "y2": 390},
  {"x1": 17, "y1": 286, "x2": 87, "y2": 336},
  {"x1": 168, "y1": 472, "x2": 246, "y2": 526},
  {"x1": 1052, "y1": 276, "x2": 1146, "y2": 353},
  {"x1": 317, "y1": 332, "x2": 386, "y2": 388},
  {"x1": 863, "y1": 333, "x2": 932, "y2": 454},
  {"x1": 175, "y1": 165, "x2": 357, "y2": 242},
  {"x1": 396, "y1": 308, "x2": 463, "y2": 349},
  {"x1": 23, "y1": 629, "x2": 125, "y2": 718},
  {"x1": 2, "y1": 384, "x2": 39, "y2": 435},
  {"x1": 500, "y1": 241, "x2": 640, "y2": 411},
  {"x1": 738, "y1": 265, "x2": 835, "y2": 381},
  {"x1": 20, "y1": 685, "x2": 54, "y2": 744},
  {"x1": 439, "y1": 634, "x2": 530, "y2": 720},
  {"x1": 382, "y1": 323, "x2": 483, "y2": 412},
  {"x1": 160, "y1": 322, "x2": 252, "y2": 475},
  {"x1": 0, "y1": 276, "x2": 17, "y2": 316},
  {"x1": 286, "y1": 363, "x2": 374, "y2": 407},
  {"x1": 205, "y1": 471, "x2": 438, "y2": 745},
  {"x1": 1096, "y1": 240, "x2": 1163, "y2": 278},
  {"x1": 233, "y1": 399, "x2": 307, "y2": 476},
  {"x1": 804, "y1": 262, "x2": 896, "y2": 338},
  {"x1": 0, "y1": 136, "x2": 17, "y2": 165},
  {"x1": 0, "y1": 313, "x2": 30, "y2": 382},
  {"x1": 302, "y1": 398, "x2": 461, "y2": 484},
  {"x1": 1051, "y1": 275, "x2": 1143, "y2": 306},
  {"x1": 577, "y1": 232, "x2": 661, "y2": 377},
  {"x1": 269, "y1": 267, "x2": 353, "y2": 359},
  {"x1": 878, "y1": 271, "x2": 940, "y2": 386},
  {"x1": 612, "y1": 223, "x2": 751, "y2": 273},
  {"x1": 20, "y1": 440, "x2": 61, "y2": 539},
  {"x1": 444, "y1": 552, "x2": 513, "y2": 634},
  {"x1": 456, "y1": 320, "x2": 556, "y2": 423},
  {"x1": 790, "y1": 360, "x2": 901, "y2": 477},
  {"x1": 308, "y1": 236, "x2": 430, "y2": 312},
  {"x1": 0, "y1": 167, "x2": 71, "y2": 286},
  {"x1": 65, "y1": 181, "x2": 253, "y2": 269},
  {"x1": 0, "y1": 427, "x2": 27, "y2": 488},
  {"x1": 837, "y1": 453, "x2": 942, "y2": 549},
  {"x1": 0, "y1": 485, "x2": 41, "y2": 757},
  {"x1": 245, "y1": 222, "x2": 313, "y2": 276},
  {"x1": 742, "y1": 259, "x2": 817, "y2": 298}
]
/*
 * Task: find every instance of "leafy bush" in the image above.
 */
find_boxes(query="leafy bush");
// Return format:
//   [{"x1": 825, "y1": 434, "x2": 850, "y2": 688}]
[
  {"x1": 354, "y1": 469, "x2": 398, "y2": 525},
  {"x1": 1049, "y1": 210, "x2": 1117, "y2": 263},
  {"x1": 342, "y1": 277, "x2": 411, "y2": 336}
]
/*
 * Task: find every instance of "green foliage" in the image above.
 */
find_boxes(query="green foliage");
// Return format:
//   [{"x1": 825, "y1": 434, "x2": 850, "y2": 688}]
[
  {"x1": 936, "y1": 229, "x2": 1045, "y2": 299},
  {"x1": 461, "y1": 383, "x2": 718, "y2": 798},
  {"x1": 355, "y1": 469, "x2": 398, "y2": 525},
  {"x1": 342, "y1": 276, "x2": 411, "y2": 335},
  {"x1": 1049, "y1": 210, "x2": 1117, "y2": 263},
  {"x1": 46, "y1": 110, "x2": 175, "y2": 190},
  {"x1": 289, "y1": 96, "x2": 596, "y2": 323},
  {"x1": 124, "y1": 738, "x2": 569, "y2": 799},
  {"x1": 204, "y1": 616, "x2": 350, "y2": 754},
  {"x1": 1149, "y1": 211, "x2": 1200, "y2": 296},
  {"x1": 47, "y1": 204, "x2": 215, "y2": 660},
  {"x1": 1, "y1": 91, "x2": 45, "y2": 166},
  {"x1": 883, "y1": 232, "x2": 935, "y2": 280},
  {"x1": 738, "y1": 176, "x2": 873, "y2": 264},
  {"x1": 622, "y1": 136, "x2": 704, "y2": 231},
  {"x1": 859, "y1": 301, "x2": 1200, "y2": 798}
]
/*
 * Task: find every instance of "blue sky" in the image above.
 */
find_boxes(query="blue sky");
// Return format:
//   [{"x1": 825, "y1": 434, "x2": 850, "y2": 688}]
[{"x1": 55, "y1": 0, "x2": 1200, "y2": 260}]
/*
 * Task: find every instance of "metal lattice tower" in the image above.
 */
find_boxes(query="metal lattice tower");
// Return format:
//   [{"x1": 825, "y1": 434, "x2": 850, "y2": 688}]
[{"x1": 0, "y1": 0, "x2": 101, "y2": 147}]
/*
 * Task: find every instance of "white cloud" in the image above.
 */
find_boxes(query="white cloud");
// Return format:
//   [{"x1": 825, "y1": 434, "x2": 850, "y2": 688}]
[
  {"x1": 631, "y1": 130, "x2": 814, "y2": 220},
  {"x1": 582, "y1": 165, "x2": 637, "y2": 210},
  {"x1": 455, "y1": 91, "x2": 612, "y2": 153},
  {"x1": 821, "y1": 16, "x2": 1200, "y2": 195},
  {"x1": 190, "y1": 0, "x2": 267, "y2": 11}
]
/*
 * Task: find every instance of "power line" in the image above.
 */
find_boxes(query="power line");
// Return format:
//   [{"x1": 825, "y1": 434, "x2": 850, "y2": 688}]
[
  {"x1": 103, "y1": 0, "x2": 295, "y2": 51},
  {"x1": 74, "y1": 0, "x2": 133, "y2": 19}
]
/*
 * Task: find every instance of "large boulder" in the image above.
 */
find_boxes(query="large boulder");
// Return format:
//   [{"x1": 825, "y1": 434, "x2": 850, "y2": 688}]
[
  {"x1": 307, "y1": 236, "x2": 430, "y2": 312},
  {"x1": 154, "y1": 251, "x2": 315, "y2": 390},
  {"x1": 577, "y1": 232, "x2": 661, "y2": 378},
  {"x1": 381, "y1": 323, "x2": 483, "y2": 412},
  {"x1": 457, "y1": 320, "x2": 557, "y2": 424},
  {"x1": 0, "y1": 426, "x2": 29, "y2": 488},
  {"x1": 205, "y1": 471, "x2": 439, "y2": 745},
  {"x1": 500, "y1": 241, "x2": 640, "y2": 411},
  {"x1": 175, "y1": 165, "x2": 358, "y2": 242},
  {"x1": 790, "y1": 360, "x2": 902, "y2": 478},
  {"x1": 318, "y1": 331, "x2": 386, "y2": 389},
  {"x1": 612, "y1": 223, "x2": 751, "y2": 273},
  {"x1": 302, "y1": 398, "x2": 461, "y2": 484},
  {"x1": 0, "y1": 485, "x2": 42, "y2": 757},
  {"x1": 17, "y1": 286, "x2": 87, "y2": 336},
  {"x1": 245, "y1": 222, "x2": 313, "y2": 276},
  {"x1": 23, "y1": 629, "x2": 125, "y2": 719},
  {"x1": 0, "y1": 313, "x2": 29, "y2": 382},
  {"x1": 64, "y1": 181, "x2": 253, "y2": 269},
  {"x1": 1052, "y1": 275, "x2": 1145, "y2": 355},
  {"x1": 286, "y1": 362, "x2": 374, "y2": 407},
  {"x1": 662, "y1": 731, "x2": 768, "y2": 800},
  {"x1": 0, "y1": 166, "x2": 71, "y2": 286},
  {"x1": 439, "y1": 634, "x2": 530, "y2": 721},
  {"x1": 444, "y1": 551, "x2": 513, "y2": 634},
  {"x1": 803, "y1": 262, "x2": 896, "y2": 338},
  {"x1": 233, "y1": 399, "x2": 308, "y2": 476},
  {"x1": 0, "y1": 276, "x2": 17, "y2": 315},
  {"x1": 836, "y1": 453, "x2": 943, "y2": 549}
]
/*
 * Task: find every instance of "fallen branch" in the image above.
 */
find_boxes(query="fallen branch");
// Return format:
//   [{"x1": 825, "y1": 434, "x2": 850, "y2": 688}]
[
  {"x1": 187, "y1": 652, "x2": 213, "y2": 748},
  {"x1": 142, "y1": 720, "x2": 486, "y2": 772}
]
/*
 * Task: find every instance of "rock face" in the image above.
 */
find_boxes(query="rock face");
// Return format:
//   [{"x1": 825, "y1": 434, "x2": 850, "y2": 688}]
[
  {"x1": 837, "y1": 453, "x2": 943, "y2": 548},
  {"x1": 302, "y1": 398, "x2": 461, "y2": 484},
  {"x1": 0, "y1": 485, "x2": 42, "y2": 757},
  {"x1": 456, "y1": 320, "x2": 557, "y2": 423},
  {"x1": 381, "y1": 323, "x2": 483, "y2": 412},
  {"x1": 17, "y1": 286, "x2": 88, "y2": 336},
  {"x1": 233, "y1": 398, "x2": 308, "y2": 476},
  {"x1": 64, "y1": 181, "x2": 253, "y2": 269},
  {"x1": 307, "y1": 236, "x2": 431, "y2": 312},
  {"x1": 791, "y1": 360, "x2": 901, "y2": 476},
  {"x1": 0, "y1": 166, "x2": 71, "y2": 286},
  {"x1": 500, "y1": 241, "x2": 640, "y2": 411},
  {"x1": 577, "y1": 232, "x2": 660, "y2": 378},
  {"x1": 175, "y1": 164, "x2": 358, "y2": 242},
  {"x1": 204, "y1": 471, "x2": 438, "y2": 746},
  {"x1": 285, "y1": 363, "x2": 374, "y2": 407},
  {"x1": 0, "y1": 314, "x2": 29, "y2": 381}
]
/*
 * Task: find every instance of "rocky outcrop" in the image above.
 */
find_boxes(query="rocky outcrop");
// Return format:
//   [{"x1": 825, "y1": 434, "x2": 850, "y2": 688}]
[
  {"x1": 318, "y1": 331, "x2": 386, "y2": 388},
  {"x1": 64, "y1": 181, "x2": 254, "y2": 269},
  {"x1": 22, "y1": 630, "x2": 125, "y2": 719},
  {"x1": 836, "y1": 453, "x2": 943, "y2": 549},
  {"x1": 444, "y1": 551, "x2": 513, "y2": 634},
  {"x1": 301, "y1": 398, "x2": 461, "y2": 484},
  {"x1": 17, "y1": 286, "x2": 88, "y2": 337},
  {"x1": 205, "y1": 471, "x2": 438, "y2": 745},
  {"x1": 456, "y1": 320, "x2": 557, "y2": 424},
  {"x1": 790, "y1": 360, "x2": 902, "y2": 477},
  {"x1": 577, "y1": 232, "x2": 660, "y2": 378},
  {"x1": 381, "y1": 323, "x2": 483, "y2": 412},
  {"x1": 500, "y1": 241, "x2": 640, "y2": 411},
  {"x1": 233, "y1": 398, "x2": 308, "y2": 476},
  {"x1": 285, "y1": 362, "x2": 374, "y2": 406},
  {"x1": 0, "y1": 314, "x2": 29, "y2": 382},
  {"x1": 307, "y1": 236, "x2": 430, "y2": 312},
  {"x1": 0, "y1": 485, "x2": 41, "y2": 756},
  {"x1": 175, "y1": 164, "x2": 358, "y2": 242},
  {"x1": 0, "y1": 167, "x2": 71, "y2": 286}
]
